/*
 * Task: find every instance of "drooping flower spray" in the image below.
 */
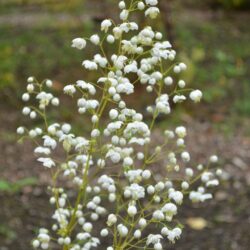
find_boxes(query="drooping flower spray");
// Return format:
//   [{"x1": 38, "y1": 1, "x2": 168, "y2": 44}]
[{"x1": 18, "y1": 1, "x2": 222, "y2": 249}]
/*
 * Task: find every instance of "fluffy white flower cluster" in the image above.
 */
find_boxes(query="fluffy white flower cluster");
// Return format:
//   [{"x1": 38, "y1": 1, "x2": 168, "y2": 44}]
[{"x1": 17, "y1": 1, "x2": 223, "y2": 250}]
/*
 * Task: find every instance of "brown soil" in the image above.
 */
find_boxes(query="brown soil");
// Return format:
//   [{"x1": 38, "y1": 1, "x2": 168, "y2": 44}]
[{"x1": 1, "y1": 104, "x2": 250, "y2": 250}]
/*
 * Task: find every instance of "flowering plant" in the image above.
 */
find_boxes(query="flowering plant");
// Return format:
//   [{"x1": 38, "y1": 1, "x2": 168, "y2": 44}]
[{"x1": 17, "y1": 1, "x2": 222, "y2": 249}]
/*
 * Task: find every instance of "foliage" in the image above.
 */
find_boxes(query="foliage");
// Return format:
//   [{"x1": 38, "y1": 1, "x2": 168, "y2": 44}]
[
  {"x1": 0, "y1": 224, "x2": 17, "y2": 242},
  {"x1": 0, "y1": 177, "x2": 37, "y2": 194},
  {"x1": 0, "y1": 22, "x2": 94, "y2": 95},
  {"x1": 174, "y1": 9, "x2": 250, "y2": 115},
  {"x1": 216, "y1": 0, "x2": 249, "y2": 9},
  {"x1": 0, "y1": 0, "x2": 85, "y2": 12}
]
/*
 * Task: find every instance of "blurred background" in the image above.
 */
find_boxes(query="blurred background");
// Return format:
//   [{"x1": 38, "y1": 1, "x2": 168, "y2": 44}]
[{"x1": 0, "y1": 0, "x2": 250, "y2": 249}]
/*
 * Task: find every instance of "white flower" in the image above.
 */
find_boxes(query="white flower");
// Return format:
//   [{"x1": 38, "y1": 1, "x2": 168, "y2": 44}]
[
  {"x1": 22, "y1": 107, "x2": 30, "y2": 115},
  {"x1": 169, "y1": 190, "x2": 183, "y2": 204},
  {"x1": 36, "y1": 92, "x2": 53, "y2": 106},
  {"x1": 91, "y1": 129, "x2": 100, "y2": 138},
  {"x1": 112, "y1": 55, "x2": 127, "y2": 69},
  {"x1": 138, "y1": 218, "x2": 147, "y2": 228},
  {"x1": 146, "y1": 0, "x2": 158, "y2": 6},
  {"x1": 189, "y1": 191, "x2": 212, "y2": 202},
  {"x1": 173, "y1": 65, "x2": 181, "y2": 73},
  {"x1": 22, "y1": 93, "x2": 30, "y2": 102},
  {"x1": 117, "y1": 224, "x2": 128, "y2": 237},
  {"x1": 100, "y1": 228, "x2": 109, "y2": 237},
  {"x1": 51, "y1": 97, "x2": 59, "y2": 106},
  {"x1": 120, "y1": 9, "x2": 129, "y2": 21},
  {"x1": 106, "y1": 149, "x2": 121, "y2": 163},
  {"x1": 101, "y1": 19, "x2": 112, "y2": 33},
  {"x1": 82, "y1": 60, "x2": 98, "y2": 70},
  {"x1": 113, "y1": 27, "x2": 123, "y2": 39},
  {"x1": 17, "y1": 126, "x2": 25, "y2": 135},
  {"x1": 151, "y1": 71, "x2": 162, "y2": 81},
  {"x1": 206, "y1": 179, "x2": 219, "y2": 187},
  {"x1": 107, "y1": 35, "x2": 115, "y2": 44},
  {"x1": 75, "y1": 137, "x2": 89, "y2": 151},
  {"x1": 124, "y1": 61, "x2": 138, "y2": 74},
  {"x1": 178, "y1": 80, "x2": 186, "y2": 88},
  {"x1": 175, "y1": 126, "x2": 186, "y2": 138},
  {"x1": 47, "y1": 123, "x2": 60, "y2": 135},
  {"x1": 98, "y1": 175, "x2": 115, "y2": 190},
  {"x1": 147, "y1": 185, "x2": 155, "y2": 195},
  {"x1": 155, "y1": 182, "x2": 165, "y2": 191},
  {"x1": 120, "y1": 22, "x2": 138, "y2": 32},
  {"x1": 181, "y1": 181, "x2": 189, "y2": 190},
  {"x1": 63, "y1": 85, "x2": 76, "y2": 95},
  {"x1": 34, "y1": 147, "x2": 51, "y2": 155},
  {"x1": 98, "y1": 77, "x2": 118, "y2": 86},
  {"x1": 27, "y1": 76, "x2": 34, "y2": 83},
  {"x1": 189, "y1": 90, "x2": 202, "y2": 103},
  {"x1": 145, "y1": 7, "x2": 160, "y2": 19},
  {"x1": 164, "y1": 130, "x2": 175, "y2": 139},
  {"x1": 142, "y1": 170, "x2": 151, "y2": 179},
  {"x1": 134, "y1": 229, "x2": 141, "y2": 239},
  {"x1": 162, "y1": 203, "x2": 177, "y2": 220},
  {"x1": 107, "y1": 214, "x2": 117, "y2": 226},
  {"x1": 29, "y1": 111, "x2": 36, "y2": 119},
  {"x1": 173, "y1": 95, "x2": 186, "y2": 103},
  {"x1": 107, "y1": 121, "x2": 123, "y2": 132},
  {"x1": 146, "y1": 234, "x2": 163, "y2": 246},
  {"x1": 122, "y1": 40, "x2": 138, "y2": 54},
  {"x1": 83, "y1": 222, "x2": 93, "y2": 232},
  {"x1": 119, "y1": 1, "x2": 126, "y2": 9},
  {"x1": 77, "y1": 81, "x2": 96, "y2": 95},
  {"x1": 201, "y1": 172, "x2": 213, "y2": 183},
  {"x1": 127, "y1": 205, "x2": 137, "y2": 216},
  {"x1": 129, "y1": 137, "x2": 147, "y2": 145},
  {"x1": 90, "y1": 34, "x2": 100, "y2": 45},
  {"x1": 62, "y1": 124, "x2": 71, "y2": 134},
  {"x1": 116, "y1": 80, "x2": 134, "y2": 95},
  {"x1": 32, "y1": 240, "x2": 40, "y2": 248},
  {"x1": 94, "y1": 54, "x2": 108, "y2": 68},
  {"x1": 125, "y1": 183, "x2": 145, "y2": 200},
  {"x1": 154, "y1": 242, "x2": 163, "y2": 250},
  {"x1": 152, "y1": 210, "x2": 164, "y2": 220},
  {"x1": 124, "y1": 121, "x2": 150, "y2": 138},
  {"x1": 185, "y1": 168, "x2": 194, "y2": 177},
  {"x1": 109, "y1": 109, "x2": 119, "y2": 120},
  {"x1": 43, "y1": 135, "x2": 57, "y2": 149},
  {"x1": 181, "y1": 151, "x2": 190, "y2": 162},
  {"x1": 38, "y1": 158, "x2": 55, "y2": 168},
  {"x1": 72, "y1": 38, "x2": 86, "y2": 50},
  {"x1": 156, "y1": 94, "x2": 171, "y2": 114},
  {"x1": 27, "y1": 84, "x2": 34, "y2": 93},
  {"x1": 165, "y1": 228, "x2": 182, "y2": 243},
  {"x1": 210, "y1": 155, "x2": 218, "y2": 163},
  {"x1": 179, "y1": 62, "x2": 187, "y2": 70},
  {"x1": 123, "y1": 156, "x2": 133, "y2": 166},
  {"x1": 125, "y1": 169, "x2": 142, "y2": 182},
  {"x1": 138, "y1": 2, "x2": 145, "y2": 10}
]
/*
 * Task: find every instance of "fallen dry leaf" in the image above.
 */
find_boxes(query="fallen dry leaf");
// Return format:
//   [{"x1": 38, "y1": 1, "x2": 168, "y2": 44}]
[{"x1": 186, "y1": 217, "x2": 208, "y2": 230}]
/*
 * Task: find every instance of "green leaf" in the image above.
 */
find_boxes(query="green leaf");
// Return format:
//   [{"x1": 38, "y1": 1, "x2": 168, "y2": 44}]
[
  {"x1": 0, "y1": 177, "x2": 38, "y2": 193},
  {"x1": 0, "y1": 180, "x2": 12, "y2": 192}
]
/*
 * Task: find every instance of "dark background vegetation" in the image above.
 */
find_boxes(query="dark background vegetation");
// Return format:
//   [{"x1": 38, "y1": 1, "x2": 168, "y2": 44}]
[{"x1": 0, "y1": 0, "x2": 250, "y2": 249}]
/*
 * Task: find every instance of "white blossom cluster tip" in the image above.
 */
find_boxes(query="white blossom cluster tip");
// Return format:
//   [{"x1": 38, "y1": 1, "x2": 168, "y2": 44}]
[{"x1": 17, "y1": 1, "x2": 223, "y2": 249}]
